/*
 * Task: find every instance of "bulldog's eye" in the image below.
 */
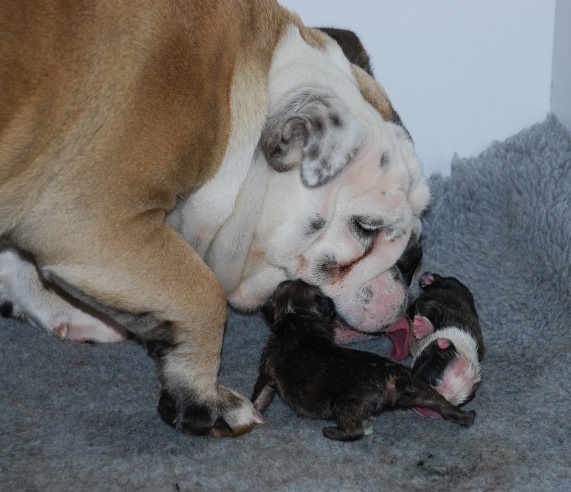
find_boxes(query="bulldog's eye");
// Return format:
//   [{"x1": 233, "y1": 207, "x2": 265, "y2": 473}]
[
  {"x1": 353, "y1": 216, "x2": 384, "y2": 233},
  {"x1": 356, "y1": 220, "x2": 381, "y2": 232},
  {"x1": 350, "y1": 216, "x2": 384, "y2": 246}
]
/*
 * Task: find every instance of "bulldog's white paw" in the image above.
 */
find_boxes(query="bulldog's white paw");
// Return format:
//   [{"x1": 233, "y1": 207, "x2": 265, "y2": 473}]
[
  {"x1": 158, "y1": 383, "x2": 264, "y2": 437},
  {"x1": 210, "y1": 387, "x2": 265, "y2": 437}
]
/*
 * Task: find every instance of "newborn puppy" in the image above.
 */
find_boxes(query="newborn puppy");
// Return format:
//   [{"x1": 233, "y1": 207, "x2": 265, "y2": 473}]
[
  {"x1": 253, "y1": 280, "x2": 476, "y2": 441},
  {"x1": 388, "y1": 272, "x2": 484, "y2": 414}
]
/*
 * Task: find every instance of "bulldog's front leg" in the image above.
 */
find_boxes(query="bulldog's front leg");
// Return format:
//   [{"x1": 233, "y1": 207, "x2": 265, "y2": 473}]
[
  {"x1": 151, "y1": 327, "x2": 265, "y2": 436},
  {"x1": 38, "y1": 222, "x2": 263, "y2": 436}
]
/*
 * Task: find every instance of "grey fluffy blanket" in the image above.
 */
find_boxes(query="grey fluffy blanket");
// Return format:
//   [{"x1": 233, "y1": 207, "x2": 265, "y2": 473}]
[{"x1": 1, "y1": 116, "x2": 570, "y2": 491}]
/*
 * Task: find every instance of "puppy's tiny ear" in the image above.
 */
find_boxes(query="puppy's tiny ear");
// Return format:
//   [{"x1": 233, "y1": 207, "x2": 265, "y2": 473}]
[
  {"x1": 317, "y1": 295, "x2": 335, "y2": 319},
  {"x1": 259, "y1": 300, "x2": 275, "y2": 325},
  {"x1": 419, "y1": 271, "x2": 437, "y2": 289},
  {"x1": 262, "y1": 93, "x2": 363, "y2": 187}
]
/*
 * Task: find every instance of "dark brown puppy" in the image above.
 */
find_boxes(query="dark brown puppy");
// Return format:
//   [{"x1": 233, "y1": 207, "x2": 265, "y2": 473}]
[{"x1": 253, "y1": 280, "x2": 476, "y2": 441}]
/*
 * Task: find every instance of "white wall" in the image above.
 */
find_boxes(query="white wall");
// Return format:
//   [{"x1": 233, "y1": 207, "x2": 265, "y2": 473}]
[
  {"x1": 552, "y1": 0, "x2": 571, "y2": 131},
  {"x1": 280, "y1": 0, "x2": 557, "y2": 176}
]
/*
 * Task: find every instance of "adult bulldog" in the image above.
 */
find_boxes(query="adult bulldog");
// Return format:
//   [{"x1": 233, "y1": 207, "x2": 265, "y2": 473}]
[{"x1": 0, "y1": 0, "x2": 430, "y2": 436}]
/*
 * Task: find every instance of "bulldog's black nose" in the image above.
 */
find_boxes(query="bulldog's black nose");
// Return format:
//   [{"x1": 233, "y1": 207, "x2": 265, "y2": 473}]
[
  {"x1": 0, "y1": 302, "x2": 13, "y2": 318},
  {"x1": 396, "y1": 240, "x2": 423, "y2": 286}
]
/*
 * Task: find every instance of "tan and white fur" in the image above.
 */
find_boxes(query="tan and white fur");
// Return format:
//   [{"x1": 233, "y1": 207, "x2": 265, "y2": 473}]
[{"x1": 0, "y1": 1, "x2": 429, "y2": 436}]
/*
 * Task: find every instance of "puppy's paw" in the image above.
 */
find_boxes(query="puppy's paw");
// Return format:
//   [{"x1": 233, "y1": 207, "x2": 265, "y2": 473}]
[
  {"x1": 158, "y1": 385, "x2": 264, "y2": 437},
  {"x1": 322, "y1": 425, "x2": 364, "y2": 442},
  {"x1": 412, "y1": 315, "x2": 434, "y2": 339}
]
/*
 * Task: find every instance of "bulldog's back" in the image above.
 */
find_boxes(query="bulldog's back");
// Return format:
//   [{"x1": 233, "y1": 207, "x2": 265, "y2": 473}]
[{"x1": 0, "y1": 0, "x2": 291, "y2": 235}]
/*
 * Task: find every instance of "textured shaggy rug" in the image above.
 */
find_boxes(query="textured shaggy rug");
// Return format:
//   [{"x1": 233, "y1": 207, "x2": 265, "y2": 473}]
[{"x1": 1, "y1": 116, "x2": 570, "y2": 491}]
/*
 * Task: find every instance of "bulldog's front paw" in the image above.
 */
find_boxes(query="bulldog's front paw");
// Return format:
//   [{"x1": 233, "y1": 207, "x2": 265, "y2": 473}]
[{"x1": 158, "y1": 385, "x2": 264, "y2": 437}]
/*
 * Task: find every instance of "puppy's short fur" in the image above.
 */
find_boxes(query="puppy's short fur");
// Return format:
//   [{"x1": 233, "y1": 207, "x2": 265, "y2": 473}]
[
  {"x1": 253, "y1": 280, "x2": 476, "y2": 441},
  {"x1": 387, "y1": 272, "x2": 484, "y2": 411}
]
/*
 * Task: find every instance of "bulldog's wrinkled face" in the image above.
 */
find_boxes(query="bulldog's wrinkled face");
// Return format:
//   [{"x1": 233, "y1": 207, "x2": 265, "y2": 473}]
[
  {"x1": 178, "y1": 24, "x2": 430, "y2": 334},
  {"x1": 255, "y1": 114, "x2": 429, "y2": 333}
]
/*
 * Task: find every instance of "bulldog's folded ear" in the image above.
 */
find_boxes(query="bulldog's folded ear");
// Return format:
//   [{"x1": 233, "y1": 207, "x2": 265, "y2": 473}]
[
  {"x1": 316, "y1": 27, "x2": 374, "y2": 77},
  {"x1": 262, "y1": 93, "x2": 363, "y2": 187}
]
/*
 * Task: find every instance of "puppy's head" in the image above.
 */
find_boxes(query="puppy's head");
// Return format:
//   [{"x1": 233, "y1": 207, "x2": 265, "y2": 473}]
[
  {"x1": 260, "y1": 280, "x2": 335, "y2": 325},
  {"x1": 418, "y1": 272, "x2": 478, "y2": 318},
  {"x1": 419, "y1": 272, "x2": 477, "y2": 316}
]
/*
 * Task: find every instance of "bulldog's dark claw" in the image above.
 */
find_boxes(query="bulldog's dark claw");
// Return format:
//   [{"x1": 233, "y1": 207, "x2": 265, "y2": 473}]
[{"x1": 157, "y1": 391, "x2": 178, "y2": 428}]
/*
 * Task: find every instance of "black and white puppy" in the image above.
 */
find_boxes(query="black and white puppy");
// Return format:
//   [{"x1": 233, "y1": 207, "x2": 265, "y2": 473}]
[
  {"x1": 253, "y1": 280, "x2": 476, "y2": 441},
  {"x1": 388, "y1": 272, "x2": 484, "y2": 415}
]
